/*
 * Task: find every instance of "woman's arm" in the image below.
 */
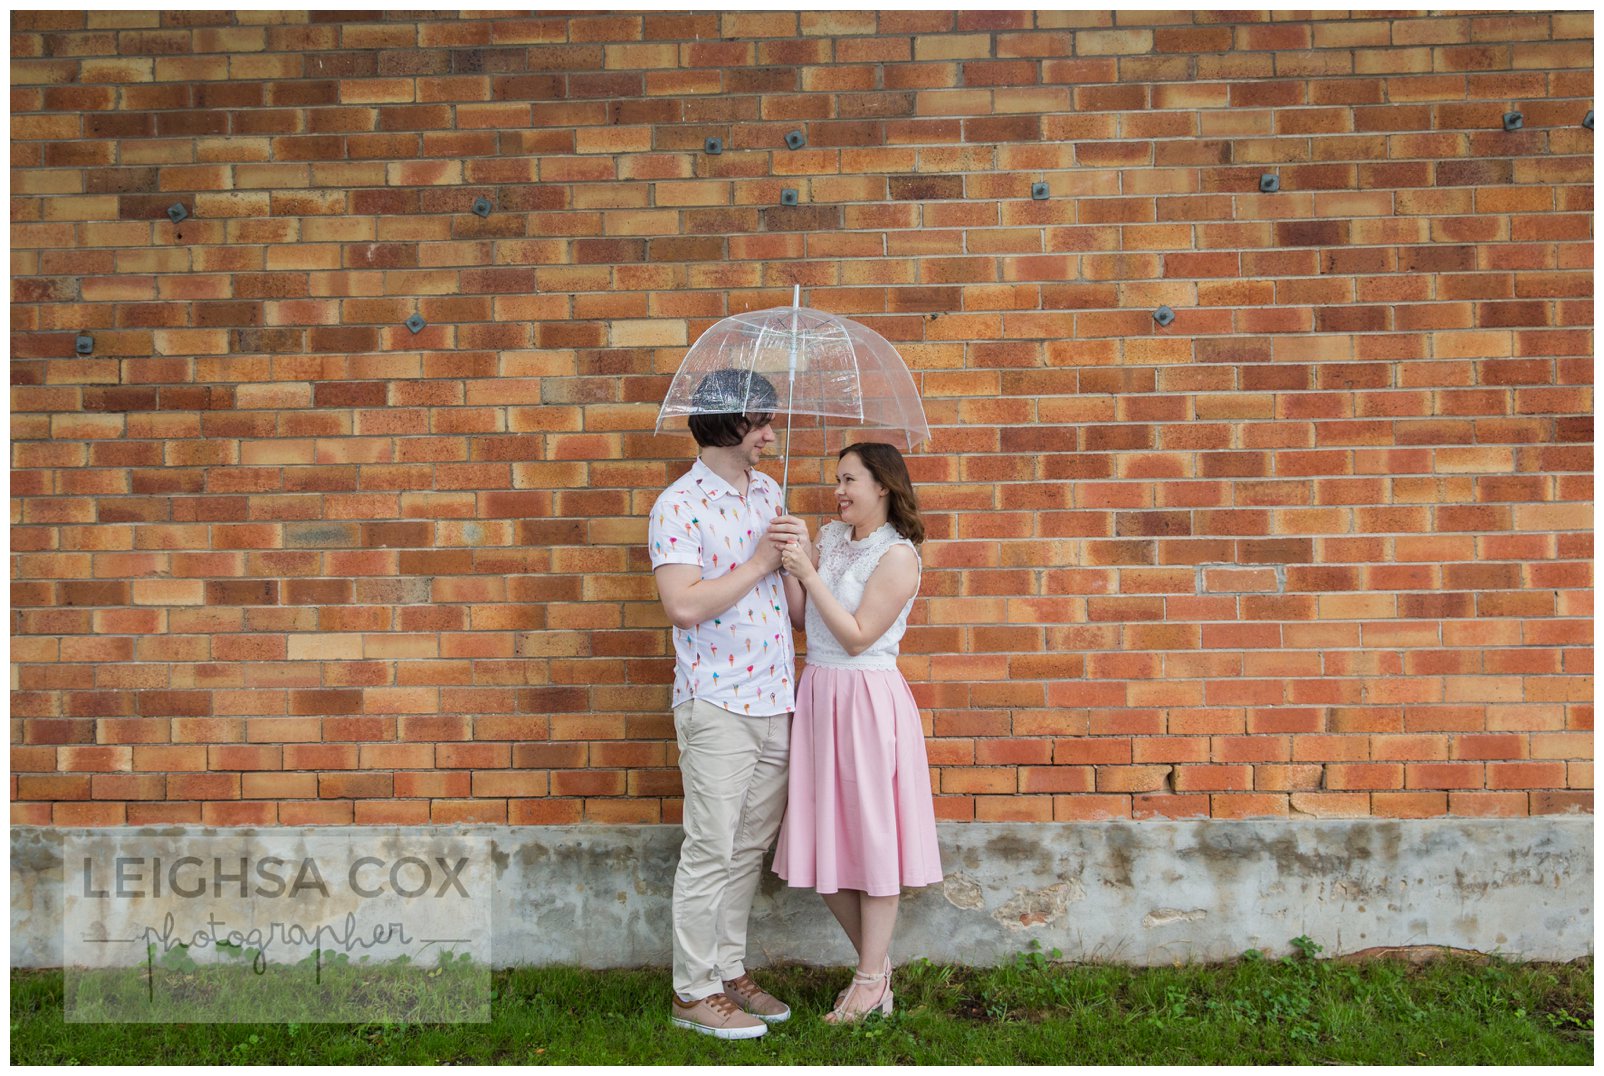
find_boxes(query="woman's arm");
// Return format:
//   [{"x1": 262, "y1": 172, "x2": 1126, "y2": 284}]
[{"x1": 781, "y1": 543, "x2": 918, "y2": 657}]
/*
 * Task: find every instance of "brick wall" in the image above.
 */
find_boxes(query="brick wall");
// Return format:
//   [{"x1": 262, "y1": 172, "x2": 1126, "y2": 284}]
[{"x1": 10, "y1": 10, "x2": 1594, "y2": 828}]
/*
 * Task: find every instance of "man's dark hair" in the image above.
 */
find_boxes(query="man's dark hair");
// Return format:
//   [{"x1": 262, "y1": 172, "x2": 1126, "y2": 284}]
[{"x1": 687, "y1": 369, "x2": 779, "y2": 448}]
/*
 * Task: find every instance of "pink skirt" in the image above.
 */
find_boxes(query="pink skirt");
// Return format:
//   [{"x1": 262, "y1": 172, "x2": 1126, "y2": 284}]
[{"x1": 773, "y1": 664, "x2": 944, "y2": 897}]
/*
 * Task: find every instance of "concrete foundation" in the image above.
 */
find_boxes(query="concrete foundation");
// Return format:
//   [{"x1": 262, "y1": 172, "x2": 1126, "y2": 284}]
[{"x1": 12, "y1": 818, "x2": 1592, "y2": 968}]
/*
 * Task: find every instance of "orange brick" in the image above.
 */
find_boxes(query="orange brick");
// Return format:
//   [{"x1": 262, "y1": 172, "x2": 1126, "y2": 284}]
[
  {"x1": 1257, "y1": 764, "x2": 1323, "y2": 791},
  {"x1": 510, "y1": 798, "x2": 584, "y2": 825},
  {"x1": 280, "y1": 801, "x2": 356, "y2": 825},
  {"x1": 55, "y1": 802, "x2": 127, "y2": 825},
  {"x1": 1096, "y1": 766, "x2": 1171, "y2": 794},
  {"x1": 1289, "y1": 792, "x2": 1369, "y2": 817},
  {"x1": 19, "y1": 775, "x2": 92, "y2": 801},
  {"x1": 975, "y1": 738, "x2": 1052, "y2": 765},
  {"x1": 1452, "y1": 733, "x2": 1528, "y2": 761},
  {"x1": 1052, "y1": 794, "x2": 1129, "y2": 820},
  {"x1": 1486, "y1": 761, "x2": 1567, "y2": 790},
  {"x1": 1447, "y1": 791, "x2": 1528, "y2": 817},
  {"x1": 431, "y1": 799, "x2": 507, "y2": 824},
  {"x1": 127, "y1": 802, "x2": 202, "y2": 825},
  {"x1": 1405, "y1": 762, "x2": 1484, "y2": 789},
  {"x1": 5, "y1": 11, "x2": 1593, "y2": 831},
  {"x1": 1172, "y1": 765, "x2": 1252, "y2": 792},
  {"x1": 168, "y1": 773, "x2": 240, "y2": 800},
  {"x1": 319, "y1": 772, "x2": 394, "y2": 799},
  {"x1": 975, "y1": 795, "x2": 1053, "y2": 822},
  {"x1": 472, "y1": 771, "x2": 550, "y2": 798},
  {"x1": 58, "y1": 746, "x2": 132, "y2": 772},
  {"x1": 1325, "y1": 764, "x2": 1404, "y2": 790},
  {"x1": 89, "y1": 774, "x2": 166, "y2": 800},
  {"x1": 583, "y1": 798, "x2": 660, "y2": 823},
  {"x1": 940, "y1": 767, "x2": 1017, "y2": 795},
  {"x1": 1372, "y1": 792, "x2": 1448, "y2": 818},
  {"x1": 241, "y1": 772, "x2": 317, "y2": 799},
  {"x1": 1018, "y1": 766, "x2": 1093, "y2": 794},
  {"x1": 1530, "y1": 791, "x2": 1592, "y2": 814},
  {"x1": 202, "y1": 801, "x2": 278, "y2": 826},
  {"x1": 1131, "y1": 793, "x2": 1209, "y2": 819},
  {"x1": 354, "y1": 800, "x2": 432, "y2": 825},
  {"x1": 1210, "y1": 793, "x2": 1288, "y2": 819}
]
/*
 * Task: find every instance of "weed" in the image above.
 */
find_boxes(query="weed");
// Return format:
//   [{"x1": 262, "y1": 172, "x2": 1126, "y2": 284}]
[
  {"x1": 1010, "y1": 938, "x2": 1064, "y2": 974},
  {"x1": 1289, "y1": 935, "x2": 1323, "y2": 960},
  {"x1": 1540, "y1": 1008, "x2": 1592, "y2": 1035},
  {"x1": 228, "y1": 1033, "x2": 262, "y2": 1061}
]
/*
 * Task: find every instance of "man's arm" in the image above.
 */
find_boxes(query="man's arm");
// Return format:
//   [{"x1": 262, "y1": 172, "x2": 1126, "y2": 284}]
[{"x1": 654, "y1": 537, "x2": 784, "y2": 630}]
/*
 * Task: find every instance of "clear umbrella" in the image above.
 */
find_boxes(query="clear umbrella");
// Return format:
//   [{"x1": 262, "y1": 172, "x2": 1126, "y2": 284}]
[{"x1": 656, "y1": 286, "x2": 929, "y2": 506}]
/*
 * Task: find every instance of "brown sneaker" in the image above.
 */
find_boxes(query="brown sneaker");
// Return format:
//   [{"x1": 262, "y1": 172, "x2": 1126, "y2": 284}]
[
  {"x1": 723, "y1": 972, "x2": 792, "y2": 1023},
  {"x1": 670, "y1": 991, "x2": 768, "y2": 1039}
]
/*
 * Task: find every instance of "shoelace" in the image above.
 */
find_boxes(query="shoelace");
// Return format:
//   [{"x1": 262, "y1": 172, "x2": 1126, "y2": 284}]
[
  {"x1": 726, "y1": 975, "x2": 762, "y2": 997},
  {"x1": 704, "y1": 993, "x2": 742, "y2": 1017}
]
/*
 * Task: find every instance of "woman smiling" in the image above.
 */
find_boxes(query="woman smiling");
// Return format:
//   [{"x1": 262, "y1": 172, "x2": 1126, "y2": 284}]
[{"x1": 772, "y1": 441, "x2": 943, "y2": 1023}]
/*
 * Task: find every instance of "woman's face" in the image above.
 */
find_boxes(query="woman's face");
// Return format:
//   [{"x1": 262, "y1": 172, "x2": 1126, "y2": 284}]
[{"x1": 834, "y1": 452, "x2": 888, "y2": 528}]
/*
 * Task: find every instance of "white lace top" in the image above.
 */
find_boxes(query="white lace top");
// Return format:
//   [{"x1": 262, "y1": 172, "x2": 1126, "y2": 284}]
[{"x1": 803, "y1": 521, "x2": 920, "y2": 670}]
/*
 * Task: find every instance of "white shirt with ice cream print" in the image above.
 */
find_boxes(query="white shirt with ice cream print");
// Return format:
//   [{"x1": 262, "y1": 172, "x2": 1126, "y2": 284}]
[{"x1": 648, "y1": 457, "x2": 795, "y2": 716}]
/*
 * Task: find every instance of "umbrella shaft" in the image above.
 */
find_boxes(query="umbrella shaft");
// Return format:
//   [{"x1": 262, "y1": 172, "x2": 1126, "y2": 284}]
[
  {"x1": 780, "y1": 418, "x2": 792, "y2": 510},
  {"x1": 780, "y1": 286, "x2": 799, "y2": 511}
]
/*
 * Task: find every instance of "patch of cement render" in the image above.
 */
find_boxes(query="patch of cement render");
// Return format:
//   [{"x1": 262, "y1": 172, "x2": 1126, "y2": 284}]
[
  {"x1": 942, "y1": 872, "x2": 984, "y2": 910},
  {"x1": 1142, "y1": 908, "x2": 1209, "y2": 929},
  {"x1": 992, "y1": 880, "x2": 1085, "y2": 930}
]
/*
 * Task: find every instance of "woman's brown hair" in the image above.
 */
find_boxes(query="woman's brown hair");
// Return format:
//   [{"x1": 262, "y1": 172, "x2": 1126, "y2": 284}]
[{"x1": 840, "y1": 441, "x2": 924, "y2": 545}]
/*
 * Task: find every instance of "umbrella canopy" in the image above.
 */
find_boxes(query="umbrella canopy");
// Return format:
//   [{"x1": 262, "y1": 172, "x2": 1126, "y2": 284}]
[{"x1": 655, "y1": 287, "x2": 930, "y2": 453}]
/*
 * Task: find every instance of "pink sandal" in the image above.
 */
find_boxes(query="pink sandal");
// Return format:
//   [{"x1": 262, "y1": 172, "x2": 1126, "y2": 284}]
[
  {"x1": 834, "y1": 954, "x2": 891, "y2": 1009},
  {"x1": 823, "y1": 963, "x2": 893, "y2": 1024}
]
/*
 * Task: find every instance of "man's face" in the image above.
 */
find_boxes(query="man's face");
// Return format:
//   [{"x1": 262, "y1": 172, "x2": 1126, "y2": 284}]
[{"x1": 738, "y1": 415, "x2": 776, "y2": 466}]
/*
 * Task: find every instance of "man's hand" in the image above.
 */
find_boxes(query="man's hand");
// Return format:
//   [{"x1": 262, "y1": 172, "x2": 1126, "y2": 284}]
[{"x1": 750, "y1": 530, "x2": 785, "y2": 573}]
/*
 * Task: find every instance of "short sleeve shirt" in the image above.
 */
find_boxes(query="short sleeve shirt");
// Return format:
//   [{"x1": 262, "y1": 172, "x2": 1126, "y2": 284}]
[{"x1": 648, "y1": 458, "x2": 795, "y2": 716}]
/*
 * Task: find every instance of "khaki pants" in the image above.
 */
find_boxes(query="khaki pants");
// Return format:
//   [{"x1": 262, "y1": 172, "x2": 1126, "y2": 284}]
[{"x1": 671, "y1": 697, "x2": 791, "y2": 1001}]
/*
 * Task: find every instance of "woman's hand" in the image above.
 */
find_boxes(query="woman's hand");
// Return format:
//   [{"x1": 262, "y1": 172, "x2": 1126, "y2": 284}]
[
  {"x1": 780, "y1": 539, "x2": 817, "y2": 582},
  {"x1": 767, "y1": 514, "x2": 813, "y2": 561}
]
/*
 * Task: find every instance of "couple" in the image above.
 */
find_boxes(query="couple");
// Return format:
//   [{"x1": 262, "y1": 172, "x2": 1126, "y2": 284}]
[{"x1": 647, "y1": 370, "x2": 943, "y2": 1039}]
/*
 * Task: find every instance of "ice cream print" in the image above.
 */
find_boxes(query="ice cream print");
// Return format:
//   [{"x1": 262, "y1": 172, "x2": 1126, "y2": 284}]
[{"x1": 647, "y1": 457, "x2": 796, "y2": 716}]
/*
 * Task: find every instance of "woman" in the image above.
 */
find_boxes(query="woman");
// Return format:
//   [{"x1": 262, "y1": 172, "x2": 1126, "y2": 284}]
[{"x1": 772, "y1": 442, "x2": 943, "y2": 1023}]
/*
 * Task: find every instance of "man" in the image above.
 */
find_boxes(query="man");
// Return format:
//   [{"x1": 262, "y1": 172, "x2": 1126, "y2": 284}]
[{"x1": 648, "y1": 369, "x2": 811, "y2": 1040}]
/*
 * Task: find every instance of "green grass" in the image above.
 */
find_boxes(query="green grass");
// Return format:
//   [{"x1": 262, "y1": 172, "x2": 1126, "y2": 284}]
[
  {"x1": 12, "y1": 943, "x2": 1593, "y2": 1065},
  {"x1": 59, "y1": 946, "x2": 490, "y2": 1025}
]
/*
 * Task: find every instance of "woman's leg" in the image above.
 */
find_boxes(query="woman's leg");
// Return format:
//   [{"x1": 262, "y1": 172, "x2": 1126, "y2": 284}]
[
  {"x1": 856, "y1": 893, "x2": 898, "y2": 977},
  {"x1": 820, "y1": 889, "x2": 864, "y2": 957},
  {"x1": 825, "y1": 893, "x2": 899, "y2": 1019}
]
